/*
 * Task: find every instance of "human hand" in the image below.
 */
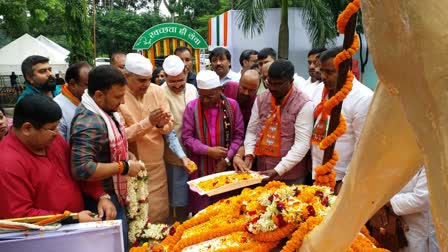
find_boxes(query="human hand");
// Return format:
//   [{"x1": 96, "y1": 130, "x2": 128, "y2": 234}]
[
  {"x1": 127, "y1": 160, "x2": 145, "y2": 177},
  {"x1": 244, "y1": 156, "x2": 254, "y2": 170},
  {"x1": 259, "y1": 169, "x2": 279, "y2": 181},
  {"x1": 149, "y1": 108, "x2": 165, "y2": 126},
  {"x1": 78, "y1": 210, "x2": 101, "y2": 223},
  {"x1": 233, "y1": 155, "x2": 249, "y2": 172},
  {"x1": 157, "y1": 111, "x2": 171, "y2": 128},
  {"x1": 97, "y1": 197, "x2": 117, "y2": 220},
  {"x1": 207, "y1": 146, "x2": 228, "y2": 160},
  {"x1": 181, "y1": 157, "x2": 197, "y2": 174}
]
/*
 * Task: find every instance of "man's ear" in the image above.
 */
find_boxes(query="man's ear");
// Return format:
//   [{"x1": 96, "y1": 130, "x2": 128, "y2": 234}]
[{"x1": 21, "y1": 122, "x2": 33, "y2": 137}]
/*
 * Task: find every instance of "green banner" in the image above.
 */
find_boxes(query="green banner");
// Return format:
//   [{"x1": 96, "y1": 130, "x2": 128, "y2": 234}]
[{"x1": 133, "y1": 23, "x2": 208, "y2": 50}]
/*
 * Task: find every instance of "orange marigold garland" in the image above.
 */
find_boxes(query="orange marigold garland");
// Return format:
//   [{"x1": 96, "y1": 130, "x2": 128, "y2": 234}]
[
  {"x1": 280, "y1": 216, "x2": 323, "y2": 252},
  {"x1": 252, "y1": 223, "x2": 297, "y2": 242},
  {"x1": 336, "y1": 0, "x2": 361, "y2": 34},
  {"x1": 314, "y1": 0, "x2": 358, "y2": 191}
]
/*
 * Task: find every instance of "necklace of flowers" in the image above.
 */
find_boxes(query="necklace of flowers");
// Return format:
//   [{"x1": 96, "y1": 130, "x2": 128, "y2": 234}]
[{"x1": 127, "y1": 168, "x2": 149, "y2": 245}]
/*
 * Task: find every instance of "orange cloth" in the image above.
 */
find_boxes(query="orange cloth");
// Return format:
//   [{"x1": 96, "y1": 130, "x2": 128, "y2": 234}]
[
  {"x1": 119, "y1": 85, "x2": 174, "y2": 223},
  {"x1": 254, "y1": 87, "x2": 293, "y2": 157}
]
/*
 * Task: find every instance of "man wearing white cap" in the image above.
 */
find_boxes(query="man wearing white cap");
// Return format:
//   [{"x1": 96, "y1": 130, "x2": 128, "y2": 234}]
[
  {"x1": 161, "y1": 55, "x2": 198, "y2": 222},
  {"x1": 182, "y1": 70, "x2": 244, "y2": 213},
  {"x1": 119, "y1": 53, "x2": 174, "y2": 223}
]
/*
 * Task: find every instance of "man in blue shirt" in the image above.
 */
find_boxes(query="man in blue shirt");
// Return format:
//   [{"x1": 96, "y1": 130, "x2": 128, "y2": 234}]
[{"x1": 17, "y1": 55, "x2": 56, "y2": 102}]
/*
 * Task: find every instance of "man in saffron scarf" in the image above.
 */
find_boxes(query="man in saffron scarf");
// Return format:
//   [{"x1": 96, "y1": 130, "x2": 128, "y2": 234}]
[
  {"x1": 311, "y1": 47, "x2": 373, "y2": 193},
  {"x1": 244, "y1": 60, "x2": 314, "y2": 183},
  {"x1": 182, "y1": 70, "x2": 244, "y2": 213},
  {"x1": 119, "y1": 53, "x2": 174, "y2": 223},
  {"x1": 54, "y1": 62, "x2": 92, "y2": 142}
]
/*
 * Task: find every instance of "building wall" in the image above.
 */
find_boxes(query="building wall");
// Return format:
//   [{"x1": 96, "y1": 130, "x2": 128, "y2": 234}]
[{"x1": 210, "y1": 8, "x2": 378, "y2": 90}]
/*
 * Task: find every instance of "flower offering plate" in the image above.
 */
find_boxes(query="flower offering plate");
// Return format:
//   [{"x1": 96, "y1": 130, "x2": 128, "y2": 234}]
[{"x1": 187, "y1": 171, "x2": 268, "y2": 197}]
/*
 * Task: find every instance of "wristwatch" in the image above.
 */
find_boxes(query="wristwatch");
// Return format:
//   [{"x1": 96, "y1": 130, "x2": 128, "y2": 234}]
[
  {"x1": 224, "y1": 157, "x2": 231, "y2": 167},
  {"x1": 99, "y1": 193, "x2": 111, "y2": 201}
]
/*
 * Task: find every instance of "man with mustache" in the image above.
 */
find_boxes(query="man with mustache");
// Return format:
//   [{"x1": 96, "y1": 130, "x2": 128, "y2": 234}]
[
  {"x1": 119, "y1": 53, "x2": 174, "y2": 224},
  {"x1": 223, "y1": 69, "x2": 260, "y2": 131},
  {"x1": 209, "y1": 47, "x2": 240, "y2": 85},
  {"x1": 182, "y1": 70, "x2": 244, "y2": 213},
  {"x1": 18, "y1": 55, "x2": 57, "y2": 102},
  {"x1": 244, "y1": 60, "x2": 313, "y2": 183}
]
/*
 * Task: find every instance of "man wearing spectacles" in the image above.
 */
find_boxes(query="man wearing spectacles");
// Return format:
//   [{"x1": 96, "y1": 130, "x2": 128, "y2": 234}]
[
  {"x1": 244, "y1": 60, "x2": 314, "y2": 184},
  {"x1": 182, "y1": 70, "x2": 244, "y2": 213},
  {"x1": 0, "y1": 95, "x2": 104, "y2": 223}
]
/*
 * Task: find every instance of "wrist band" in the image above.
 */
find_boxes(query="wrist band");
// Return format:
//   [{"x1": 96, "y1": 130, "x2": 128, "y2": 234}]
[
  {"x1": 122, "y1": 160, "x2": 129, "y2": 175},
  {"x1": 117, "y1": 161, "x2": 124, "y2": 174},
  {"x1": 235, "y1": 154, "x2": 243, "y2": 159}
]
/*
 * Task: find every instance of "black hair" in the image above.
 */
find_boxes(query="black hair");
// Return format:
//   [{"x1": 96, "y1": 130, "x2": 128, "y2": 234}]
[
  {"x1": 65, "y1": 61, "x2": 91, "y2": 83},
  {"x1": 13, "y1": 94, "x2": 62, "y2": 129},
  {"x1": 111, "y1": 51, "x2": 126, "y2": 65},
  {"x1": 308, "y1": 48, "x2": 327, "y2": 57},
  {"x1": 250, "y1": 63, "x2": 259, "y2": 70},
  {"x1": 0, "y1": 105, "x2": 5, "y2": 115},
  {"x1": 209, "y1": 47, "x2": 231, "y2": 62},
  {"x1": 151, "y1": 67, "x2": 164, "y2": 83},
  {"x1": 268, "y1": 60, "x2": 294, "y2": 80},
  {"x1": 258, "y1": 48, "x2": 277, "y2": 61},
  {"x1": 21, "y1": 55, "x2": 50, "y2": 82},
  {"x1": 174, "y1": 46, "x2": 192, "y2": 55},
  {"x1": 88, "y1": 65, "x2": 127, "y2": 96},
  {"x1": 239, "y1": 49, "x2": 258, "y2": 66},
  {"x1": 319, "y1": 46, "x2": 343, "y2": 63}
]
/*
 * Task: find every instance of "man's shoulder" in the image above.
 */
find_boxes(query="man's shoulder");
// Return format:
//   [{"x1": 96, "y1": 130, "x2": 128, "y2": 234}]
[
  {"x1": 348, "y1": 79, "x2": 374, "y2": 101},
  {"x1": 72, "y1": 105, "x2": 105, "y2": 131}
]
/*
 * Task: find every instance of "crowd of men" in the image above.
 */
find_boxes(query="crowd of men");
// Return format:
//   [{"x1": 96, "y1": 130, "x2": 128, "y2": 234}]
[{"x1": 0, "y1": 45, "x2": 438, "y2": 252}]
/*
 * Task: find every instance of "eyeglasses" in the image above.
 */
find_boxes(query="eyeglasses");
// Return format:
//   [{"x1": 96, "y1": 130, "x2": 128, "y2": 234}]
[
  {"x1": 265, "y1": 78, "x2": 292, "y2": 87},
  {"x1": 199, "y1": 92, "x2": 220, "y2": 100},
  {"x1": 41, "y1": 127, "x2": 59, "y2": 135}
]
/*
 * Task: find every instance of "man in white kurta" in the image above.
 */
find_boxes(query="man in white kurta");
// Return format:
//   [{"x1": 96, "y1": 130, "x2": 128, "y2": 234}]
[
  {"x1": 391, "y1": 167, "x2": 440, "y2": 252},
  {"x1": 311, "y1": 47, "x2": 373, "y2": 192},
  {"x1": 303, "y1": 48, "x2": 326, "y2": 99},
  {"x1": 119, "y1": 53, "x2": 174, "y2": 223},
  {"x1": 161, "y1": 55, "x2": 198, "y2": 222}
]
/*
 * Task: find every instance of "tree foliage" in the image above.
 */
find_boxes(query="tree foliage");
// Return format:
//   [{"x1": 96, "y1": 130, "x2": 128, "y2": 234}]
[
  {"x1": 65, "y1": 0, "x2": 93, "y2": 64},
  {"x1": 96, "y1": 9, "x2": 165, "y2": 56}
]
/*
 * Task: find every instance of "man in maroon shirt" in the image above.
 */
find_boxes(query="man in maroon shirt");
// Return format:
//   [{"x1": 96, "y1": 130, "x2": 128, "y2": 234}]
[{"x1": 0, "y1": 94, "x2": 111, "y2": 222}]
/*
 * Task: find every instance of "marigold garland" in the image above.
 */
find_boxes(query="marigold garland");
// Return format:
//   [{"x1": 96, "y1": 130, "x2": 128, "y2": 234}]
[
  {"x1": 314, "y1": 0, "x2": 357, "y2": 191},
  {"x1": 252, "y1": 223, "x2": 297, "y2": 242},
  {"x1": 280, "y1": 216, "x2": 323, "y2": 252},
  {"x1": 336, "y1": 0, "x2": 361, "y2": 34}
]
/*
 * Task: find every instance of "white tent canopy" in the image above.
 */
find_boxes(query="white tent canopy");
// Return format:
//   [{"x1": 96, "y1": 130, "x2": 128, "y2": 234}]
[
  {"x1": 0, "y1": 33, "x2": 69, "y2": 76},
  {"x1": 36, "y1": 35, "x2": 70, "y2": 57}
]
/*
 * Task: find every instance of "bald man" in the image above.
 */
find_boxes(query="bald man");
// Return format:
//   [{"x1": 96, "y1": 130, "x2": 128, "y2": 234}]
[
  {"x1": 259, "y1": 61, "x2": 273, "y2": 94},
  {"x1": 110, "y1": 52, "x2": 126, "y2": 74},
  {"x1": 223, "y1": 69, "x2": 260, "y2": 131}
]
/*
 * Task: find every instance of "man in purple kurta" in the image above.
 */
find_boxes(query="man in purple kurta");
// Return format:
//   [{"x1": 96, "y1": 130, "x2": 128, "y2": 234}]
[{"x1": 182, "y1": 70, "x2": 244, "y2": 213}]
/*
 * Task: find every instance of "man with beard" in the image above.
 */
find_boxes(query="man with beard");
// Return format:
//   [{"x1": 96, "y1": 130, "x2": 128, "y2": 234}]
[
  {"x1": 303, "y1": 48, "x2": 326, "y2": 98},
  {"x1": 209, "y1": 47, "x2": 240, "y2": 85},
  {"x1": 18, "y1": 55, "x2": 57, "y2": 102},
  {"x1": 223, "y1": 69, "x2": 260, "y2": 130},
  {"x1": 182, "y1": 70, "x2": 244, "y2": 213},
  {"x1": 119, "y1": 53, "x2": 174, "y2": 223},
  {"x1": 244, "y1": 60, "x2": 313, "y2": 183},
  {"x1": 70, "y1": 65, "x2": 145, "y2": 249}
]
